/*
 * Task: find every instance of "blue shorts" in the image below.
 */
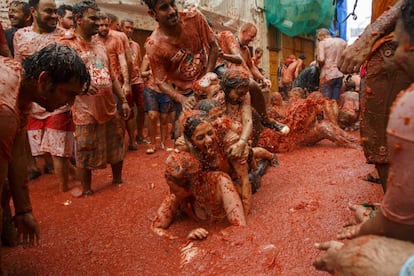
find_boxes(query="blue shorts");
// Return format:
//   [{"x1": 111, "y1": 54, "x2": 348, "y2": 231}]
[{"x1": 143, "y1": 87, "x2": 174, "y2": 114}]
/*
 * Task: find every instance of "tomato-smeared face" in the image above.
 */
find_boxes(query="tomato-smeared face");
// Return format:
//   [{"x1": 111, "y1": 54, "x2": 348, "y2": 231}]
[{"x1": 190, "y1": 121, "x2": 217, "y2": 156}]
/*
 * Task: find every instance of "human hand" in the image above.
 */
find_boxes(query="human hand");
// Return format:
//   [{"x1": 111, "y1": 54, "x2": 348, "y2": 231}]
[
  {"x1": 337, "y1": 223, "x2": 362, "y2": 240},
  {"x1": 218, "y1": 48, "x2": 224, "y2": 58},
  {"x1": 263, "y1": 78, "x2": 272, "y2": 88},
  {"x1": 174, "y1": 136, "x2": 186, "y2": 148},
  {"x1": 182, "y1": 96, "x2": 196, "y2": 111},
  {"x1": 226, "y1": 140, "x2": 247, "y2": 159},
  {"x1": 14, "y1": 212, "x2": 40, "y2": 247},
  {"x1": 313, "y1": 240, "x2": 344, "y2": 273},
  {"x1": 121, "y1": 102, "x2": 131, "y2": 120},
  {"x1": 122, "y1": 83, "x2": 131, "y2": 96},
  {"x1": 338, "y1": 38, "x2": 372, "y2": 73},
  {"x1": 151, "y1": 226, "x2": 178, "y2": 239},
  {"x1": 348, "y1": 203, "x2": 376, "y2": 224},
  {"x1": 87, "y1": 84, "x2": 99, "y2": 95},
  {"x1": 187, "y1": 228, "x2": 208, "y2": 240}
]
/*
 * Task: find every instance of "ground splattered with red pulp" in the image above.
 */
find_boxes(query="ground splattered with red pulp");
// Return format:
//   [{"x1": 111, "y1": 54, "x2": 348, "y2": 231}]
[{"x1": 2, "y1": 138, "x2": 383, "y2": 275}]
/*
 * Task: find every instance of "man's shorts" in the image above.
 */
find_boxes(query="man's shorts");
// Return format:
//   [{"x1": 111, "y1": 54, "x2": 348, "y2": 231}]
[
  {"x1": 125, "y1": 83, "x2": 145, "y2": 120},
  {"x1": 75, "y1": 115, "x2": 125, "y2": 169},
  {"x1": 0, "y1": 106, "x2": 18, "y2": 161},
  {"x1": 143, "y1": 86, "x2": 175, "y2": 114},
  {"x1": 27, "y1": 112, "x2": 74, "y2": 157}
]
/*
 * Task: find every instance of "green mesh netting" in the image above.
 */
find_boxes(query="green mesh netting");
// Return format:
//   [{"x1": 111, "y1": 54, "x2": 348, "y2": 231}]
[{"x1": 264, "y1": 0, "x2": 335, "y2": 37}]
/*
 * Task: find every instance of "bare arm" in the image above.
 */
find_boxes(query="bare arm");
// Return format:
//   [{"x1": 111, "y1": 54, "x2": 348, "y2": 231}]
[
  {"x1": 339, "y1": 0, "x2": 403, "y2": 73},
  {"x1": 118, "y1": 53, "x2": 131, "y2": 95},
  {"x1": 206, "y1": 39, "x2": 219, "y2": 72},
  {"x1": 226, "y1": 98, "x2": 252, "y2": 159},
  {"x1": 0, "y1": 44, "x2": 11, "y2": 57},
  {"x1": 140, "y1": 55, "x2": 152, "y2": 79},
  {"x1": 151, "y1": 194, "x2": 181, "y2": 239},
  {"x1": 8, "y1": 132, "x2": 40, "y2": 246},
  {"x1": 337, "y1": 207, "x2": 414, "y2": 243},
  {"x1": 158, "y1": 82, "x2": 196, "y2": 110},
  {"x1": 112, "y1": 79, "x2": 131, "y2": 119}
]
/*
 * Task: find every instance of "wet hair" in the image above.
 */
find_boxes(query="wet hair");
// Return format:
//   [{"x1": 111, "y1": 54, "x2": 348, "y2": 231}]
[
  {"x1": 240, "y1": 22, "x2": 257, "y2": 34},
  {"x1": 289, "y1": 87, "x2": 305, "y2": 99},
  {"x1": 72, "y1": 0, "x2": 99, "y2": 27},
  {"x1": 194, "y1": 99, "x2": 220, "y2": 114},
  {"x1": 57, "y1": 4, "x2": 72, "y2": 17},
  {"x1": 270, "y1": 92, "x2": 283, "y2": 105},
  {"x1": 401, "y1": 0, "x2": 414, "y2": 44},
  {"x1": 107, "y1": 13, "x2": 118, "y2": 23},
  {"x1": 22, "y1": 43, "x2": 90, "y2": 94},
  {"x1": 192, "y1": 72, "x2": 219, "y2": 99},
  {"x1": 97, "y1": 11, "x2": 109, "y2": 20},
  {"x1": 165, "y1": 151, "x2": 201, "y2": 188},
  {"x1": 183, "y1": 112, "x2": 209, "y2": 141},
  {"x1": 9, "y1": 1, "x2": 30, "y2": 16},
  {"x1": 316, "y1": 28, "x2": 330, "y2": 37},
  {"x1": 28, "y1": 0, "x2": 40, "y2": 8},
  {"x1": 121, "y1": 19, "x2": 134, "y2": 27},
  {"x1": 143, "y1": 0, "x2": 161, "y2": 10},
  {"x1": 220, "y1": 68, "x2": 250, "y2": 96}
]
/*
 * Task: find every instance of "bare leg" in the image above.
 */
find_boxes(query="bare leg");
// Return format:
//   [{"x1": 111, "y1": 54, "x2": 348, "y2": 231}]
[
  {"x1": 52, "y1": 156, "x2": 69, "y2": 192},
  {"x1": 147, "y1": 111, "x2": 159, "y2": 152},
  {"x1": 111, "y1": 160, "x2": 123, "y2": 184},
  {"x1": 302, "y1": 121, "x2": 359, "y2": 148},
  {"x1": 43, "y1": 153, "x2": 54, "y2": 174},
  {"x1": 79, "y1": 168, "x2": 92, "y2": 195},
  {"x1": 230, "y1": 160, "x2": 251, "y2": 215},
  {"x1": 26, "y1": 137, "x2": 41, "y2": 180},
  {"x1": 160, "y1": 113, "x2": 170, "y2": 149},
  {"x1": 126, "y1": 116, "x2": 137, "y2": 151},
  {"x1": 135, "y1": 105, "x2": 147, "y2": 143},
  {"x1": 252, "y1": 147, "x2": 278, "y2": 167}
]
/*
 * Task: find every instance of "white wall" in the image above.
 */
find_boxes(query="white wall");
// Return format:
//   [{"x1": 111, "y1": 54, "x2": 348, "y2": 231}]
[{"x1": 346, "y1": 0, "x2": 372, "y2": 44}]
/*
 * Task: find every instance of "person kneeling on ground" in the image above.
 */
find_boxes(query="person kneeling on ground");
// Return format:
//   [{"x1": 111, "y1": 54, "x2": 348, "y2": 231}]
[{"x1": 151, "y1": 151, "x2": 246, "y2": 240}]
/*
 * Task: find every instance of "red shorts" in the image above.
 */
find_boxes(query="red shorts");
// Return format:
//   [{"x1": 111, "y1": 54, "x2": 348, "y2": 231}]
[{"x1": 126, "y1": 83, "x2": 144, "y2": 120}]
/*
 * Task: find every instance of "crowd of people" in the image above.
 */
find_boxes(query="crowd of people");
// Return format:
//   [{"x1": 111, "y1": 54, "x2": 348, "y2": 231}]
[{"x1": 0, "y1": 0, "x2": 413, "y2": 274}]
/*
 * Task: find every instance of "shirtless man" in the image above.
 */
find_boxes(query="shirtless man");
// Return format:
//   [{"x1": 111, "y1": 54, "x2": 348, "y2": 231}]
[
  {"x1": 216, "y1": 23, "x2": 288, "y2": 134},
  {"x1": 151, "y1": 151, "x2": 246, "y2": 240},
  {"x1": 0, "y1": 44, "x2": 89, "y2": 267},
  {"x1": 280, "y1": 55, "x2": 302, "y2": 101},
  {"x1": 143, "y1": 0, "x2": 218, "y2": 120}
]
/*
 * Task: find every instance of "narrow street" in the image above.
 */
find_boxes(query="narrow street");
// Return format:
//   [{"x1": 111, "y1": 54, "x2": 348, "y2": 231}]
[{"x1": 2, "y1": 137, "x2": 383, "y2": 275}]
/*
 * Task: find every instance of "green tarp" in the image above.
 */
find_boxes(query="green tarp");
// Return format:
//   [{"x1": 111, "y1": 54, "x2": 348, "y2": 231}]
[{"x1": 264, "y1": 0, "x2": 335, "y2": 37}]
